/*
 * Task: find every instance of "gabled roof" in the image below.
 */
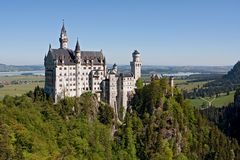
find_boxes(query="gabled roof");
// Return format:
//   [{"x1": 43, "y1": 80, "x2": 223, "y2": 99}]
[
  {"x1": 47, "y1": 48, "x2": 105, "y2": 65},
  {"x1": 81, "y1": 51, "x2": 105, "y2": 65},
  {"x1": 50, "y1": 48, "x2": 76, "y2": 65}
]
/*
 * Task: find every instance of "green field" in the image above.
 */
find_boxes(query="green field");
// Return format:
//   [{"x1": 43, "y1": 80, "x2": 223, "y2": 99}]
[
  {"x1": 189, "y1": 91, "x2": 235, "y2": 108},
  {"x1": 174, "y1": 78, "x2": 235, "y2": 108},
  {"x1": 175, "y1": 79, "x2": 210, "y2": 91},
  {"x1": 0, "y1": 75, "x2": 44, "y2": 99},
  {"x1": 0, "y1": 75, "x2": 44, "y2": 81}
]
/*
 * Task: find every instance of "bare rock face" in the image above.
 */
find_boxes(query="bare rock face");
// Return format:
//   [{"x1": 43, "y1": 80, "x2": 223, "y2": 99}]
[{"x1": 79, "y1": 93, "x2": 99, "y2": 121}]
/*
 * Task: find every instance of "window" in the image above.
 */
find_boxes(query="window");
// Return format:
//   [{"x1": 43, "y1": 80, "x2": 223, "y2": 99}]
[
  {"x1": 59, "y1": 67, "x2": 62, "y2": 70},
  {"x1": 59, "y1": 84, "x2": 62, "y2": 87},
  {"x1": 59, "y1": 79, "x2": 62, "y2": 82},
  {"x1": 73, "y1": 67, "x2": 75, "y2": 69},
  {"x1": 64, "y1": 67, "x2": 67, "y2": 70},
  {"x1": 64, "y1": 73, "x2": 67, "y2": 76},
  {"x1": 84, "y1": 67, "x2": 86, "y2": 69},
  {"x1": 70, "y1": 67, "x2": 72, "y2": 70},
  {"x1": 88, "y1": 67, "x2": 91, "y2": 69},
  {"x1": 59, "y1": 73, "x2": 62, "y2": 76},
  {"x1": 94, "y1": 67, "x2": 96, "y2": 70}
]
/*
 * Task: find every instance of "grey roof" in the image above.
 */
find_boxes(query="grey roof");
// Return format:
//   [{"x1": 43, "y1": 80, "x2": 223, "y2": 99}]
[
  {"x1": 75, "y1": 40, "x2": 80, "y2": 52},
  {"x1": 123, "y1": 72, "x2": 134, "y2": 77},
  {"x1": 81, "y1": 51, "x2": 104, "y2": 65},
  {"x1": 50, "y1": 48, "x2": 76, "y2": 65},
  {"x1": 132, "y1": 50, "x2": 140, "y2": 55},
  {"x1": 118, "y1": 72, "x2": 134, "y2": 77},
  {"x1": 61, "y1": 23, "x2": 67, "y2": 35},
  {"x1": 48, "y1": 48, "x2": 104, "y2": 65}
]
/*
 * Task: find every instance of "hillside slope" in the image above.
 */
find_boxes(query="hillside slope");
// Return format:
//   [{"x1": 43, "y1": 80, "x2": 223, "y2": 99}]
[{"x1": 0, "y1": 84, "x2": 239, "y2": 159}]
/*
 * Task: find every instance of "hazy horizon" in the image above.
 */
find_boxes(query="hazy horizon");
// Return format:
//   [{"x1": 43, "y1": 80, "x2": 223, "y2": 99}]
[{"x1": 0, "y1": 63, "x2": 234, "y2": 67}]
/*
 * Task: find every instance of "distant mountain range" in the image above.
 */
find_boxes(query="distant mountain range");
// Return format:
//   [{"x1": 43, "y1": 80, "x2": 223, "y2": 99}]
[
  {"x1": 0, "y1": 63, "x2": 232, "y2": 74},
  {"x1": 0, "y1": 64, "x2": 44, "y2": 72}
]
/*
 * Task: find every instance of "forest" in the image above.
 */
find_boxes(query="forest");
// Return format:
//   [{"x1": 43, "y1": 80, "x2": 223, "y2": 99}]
[{"x1": 0, "y1": 79, "x2": 240, "y2": 160}]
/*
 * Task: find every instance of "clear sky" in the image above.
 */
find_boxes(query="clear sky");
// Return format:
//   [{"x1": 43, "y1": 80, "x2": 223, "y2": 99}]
[{"x1": 0, "y1": 0, "x2": 239, "y2": 66}]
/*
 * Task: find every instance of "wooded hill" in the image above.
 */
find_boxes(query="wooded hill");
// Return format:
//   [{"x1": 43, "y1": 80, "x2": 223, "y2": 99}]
[{"x1": 0, "y1": 81, "x2": 239, "y2": 159}]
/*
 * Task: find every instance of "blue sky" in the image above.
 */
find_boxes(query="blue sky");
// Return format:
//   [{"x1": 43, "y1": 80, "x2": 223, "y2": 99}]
[{"x1": 0, "y1": 0, "x2": 239, "y2": 66}]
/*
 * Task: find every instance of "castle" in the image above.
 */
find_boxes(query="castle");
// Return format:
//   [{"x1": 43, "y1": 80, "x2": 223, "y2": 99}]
[{"x1": 44, "y1": 23, "x2": 141, "y2": 117}]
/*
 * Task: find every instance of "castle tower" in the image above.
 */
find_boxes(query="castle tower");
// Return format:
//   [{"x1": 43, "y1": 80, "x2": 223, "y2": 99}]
[
  {"x1": 130, "y1": 50, "x2": 142, "y2": 80},
  {"x1": 59, "y1": 21, "x2": 68, "y2": 49},
  {"x1": 75, "y1": 39, "x2": 81, "y2": 96},
  {"x1": 169, "y1": 76, "x2": 174, "y2": 97},
  {"x1": 112, "y1": 63, "x2": 118, "y2": 74}
]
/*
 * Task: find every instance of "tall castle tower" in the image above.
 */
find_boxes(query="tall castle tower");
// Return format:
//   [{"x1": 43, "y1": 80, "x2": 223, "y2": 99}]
[
  {"x1": 59, "y1": 22, "x2": 68, "y2": 49},
  {"x1": 75, "y1": 39, "x2": 81, "y2": 97},
  {"x1": 130, "y1": 50, "x2": 142, "y2": 80}
]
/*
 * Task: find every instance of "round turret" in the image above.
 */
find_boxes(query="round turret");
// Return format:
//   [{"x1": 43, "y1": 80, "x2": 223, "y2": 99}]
[
  {"x1": 112, "y1": 63, "x2": 118, "y2": 73},
  {"x1": 132, "y1": 50, "x2": 140, "y2": 62}
]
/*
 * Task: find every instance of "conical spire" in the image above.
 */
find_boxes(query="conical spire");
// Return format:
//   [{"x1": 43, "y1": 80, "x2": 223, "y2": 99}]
[
  {"x1": 75, "y1": 39, "x2": 80, "y2": 52},
  {"x1": 48, "y1": 43, "x2": 51, "y2": 51},
  {"x1": 59, "y1": 19, "x2": 68, "y2": 49},
  {"x1": 61, "y1": 19, "x2": 67, "y2": 35}
]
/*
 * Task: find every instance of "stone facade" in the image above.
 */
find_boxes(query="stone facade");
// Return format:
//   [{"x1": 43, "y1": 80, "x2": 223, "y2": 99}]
[{"x1": 44, "y1": 23, "x2": 141, "y2": 117}]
